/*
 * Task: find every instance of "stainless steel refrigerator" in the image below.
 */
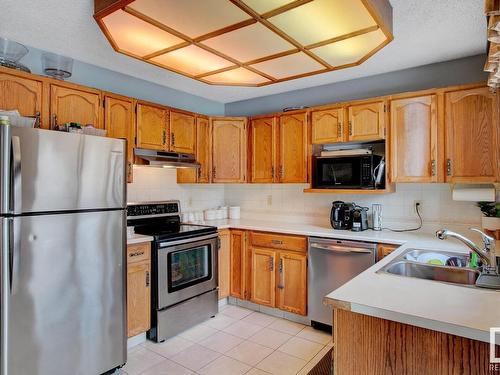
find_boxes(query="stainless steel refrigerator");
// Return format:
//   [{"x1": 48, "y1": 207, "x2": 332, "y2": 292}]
[{"x1": 0, "y1": 126, "x2": 127, "y2": 375}]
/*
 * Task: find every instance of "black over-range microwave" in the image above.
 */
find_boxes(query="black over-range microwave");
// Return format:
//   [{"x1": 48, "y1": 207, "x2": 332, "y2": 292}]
[{"x1": 312, "y1": 154, "x2": 385, "y2": 189}]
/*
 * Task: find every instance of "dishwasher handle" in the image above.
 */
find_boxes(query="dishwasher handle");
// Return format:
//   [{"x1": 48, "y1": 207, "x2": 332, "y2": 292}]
[{"x1": 310, "y1": 243, "x2": 374, "y2": 254}]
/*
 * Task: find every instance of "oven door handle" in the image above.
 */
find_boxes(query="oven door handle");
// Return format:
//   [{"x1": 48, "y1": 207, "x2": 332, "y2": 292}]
[{"x1": 158, "y1": 233, "x2": 219, "y2": 247}]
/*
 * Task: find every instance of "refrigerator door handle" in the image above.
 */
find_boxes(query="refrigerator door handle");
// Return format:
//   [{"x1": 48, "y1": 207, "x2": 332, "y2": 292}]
[
  {"x1": 11, "y1": 136, "x2": 22, "y2": 215},
  {"x1": 9, "y1": 218, "x2": 20, "y2": 294},
  {"x1": 1, "y1": 218, "x2": 10, "y2": 375}
]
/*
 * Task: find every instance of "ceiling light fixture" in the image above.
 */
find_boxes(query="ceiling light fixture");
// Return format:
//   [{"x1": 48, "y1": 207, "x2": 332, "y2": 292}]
[{"x1": 94, "y1": 0, "x2": 393, "y2": 87}]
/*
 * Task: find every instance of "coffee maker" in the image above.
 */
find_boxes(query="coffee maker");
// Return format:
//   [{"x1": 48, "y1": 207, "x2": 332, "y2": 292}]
[
  {"x1": 330, "y1": 201, "x2": 355, "y2": 230},
  {"x1": 351, "y1": 206, "x2": 369, "y2": 232}
]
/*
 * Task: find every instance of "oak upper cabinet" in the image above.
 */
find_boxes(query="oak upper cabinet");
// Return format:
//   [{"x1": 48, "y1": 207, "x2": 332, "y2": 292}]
[
  {"x1": 347, "y1": 101, "x2": 386, "y2": 141},
  {"x1": 250, "y1": 247, "x2": 276, "y2": 307},
  {"x1": 444, "y1": 87, "x2": 499, "y2": 182},
  {"x1": 278, "y1": 112, "x2": 308, "y2": 183},
  {"x1": 127, "y1": 242, "x2": 151, "y2": 337},
  {"x1": 211, "y1": 117, "x2": 247, "y2": 183},
  {"x1": 311, "y1": 107, "x2": 344, "y2": 144},
  {"x1": 230, "y1": 230, "x2": 247, "y2": 299},
  {"x1": 169, "y1": 110, "x2": 196, "y2": 154},
  {"x1": 390, "y1": 95, "x2": 438, "y2": 182},
  {"x1": 104, "y1": 94, "x2": 135, "y2": 182},
  {"x1": 176, "y1": 115, "x2": 211, "y2": 183},
  {"x1": 249, "y1": 117, "x2": 277, "y2": 183},
  {"x1": 218, "y1": 229, "x2": 230, "y2": 299},
  {"x1": 0, "y1": 70, "x2": 44, "y2": 127},
  {"x1": 50, "y1": 83, "x2": 102, "y2": 129},
  {"x1": 136, "y1": 103, "x2": 168, "y2": 151},
  {"x1": 277, "y1": 251, "x2": 307, "y2": 316}
]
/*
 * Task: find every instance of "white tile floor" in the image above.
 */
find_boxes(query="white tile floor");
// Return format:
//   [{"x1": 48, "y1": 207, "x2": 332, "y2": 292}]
[{"x1": 122, "y1": 305, "x2": 333, "y2": 375}]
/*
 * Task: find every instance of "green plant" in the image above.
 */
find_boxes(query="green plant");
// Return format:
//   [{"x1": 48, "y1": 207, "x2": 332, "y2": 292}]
[{"x1": 477, "y1": 202, "x2": 500, "y2": 217}]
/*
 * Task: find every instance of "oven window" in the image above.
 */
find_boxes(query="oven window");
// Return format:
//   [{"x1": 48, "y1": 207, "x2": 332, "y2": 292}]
[{"x1": 168, "y1": 244, "x2": 212, "y2": 292}]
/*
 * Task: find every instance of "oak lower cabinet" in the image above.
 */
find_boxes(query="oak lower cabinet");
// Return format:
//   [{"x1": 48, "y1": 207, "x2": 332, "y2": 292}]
[
  {"x1": 229, "y1": 230, "x2": 249, "y2": 299},
  {"x1": 136, "y1": 102, "x2": 168, "y2": 151},
  {"x1": 211, "y1": 117, "x2": 247, "y2": 183},
  {"x1": 249, "y1": 116, "x2": 278, "y2": 183},
  {"x1": 50, "y1": 83, "x2": 102, "y2": 129},
  {"x1": 390, "y1": 95, "x2": 438, "y2": 182},
  {"x1": 248, "y1": 231, "x2": 308, "y2": 316},
  {"x1": 104, "y1": 94, "x2": 135, "y2": 182},
  {"x1": 444, "y1": 86, "x2": 499, "y2": 182},
  {"x1": 218, "y1": 229, "x2": 231, "y2": 299},
  {"x1": 127, "y1": 242, "x2": 151, "y2": 338},
  {"x1": 0, "y1": 69, "x2": 44, "y2": 127},
  {"x1": 278, "y1": 112, "x2": 308, "y2": 183},
  {"x1": 376, "y1": 243, "x2": 398, "y2": 261},
  {"x1": 347, "y1": 101, "x2": 386, "y2": 141},
  {"x1": 311, "y1": 107, "x2": 344, "y2": 144},
  {"x1": 169, "y1": 110, "x2": 196, "y2": 154}
]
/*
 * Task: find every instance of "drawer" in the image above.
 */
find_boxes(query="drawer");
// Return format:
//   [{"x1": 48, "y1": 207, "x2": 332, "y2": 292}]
[
  {"x1": 250, "y1": 231, "x2": 307, "y2": 252},
  {"x1": 127, "y1": 242, "x2": 151, "y2": 264}
]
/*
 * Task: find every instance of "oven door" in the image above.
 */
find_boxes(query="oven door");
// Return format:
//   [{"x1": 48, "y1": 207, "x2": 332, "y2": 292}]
[
  {"x1": 314, "y1": 156, "x2": 363, "y2": 189},
  {"x1": 157, "y1": 234, "x2": 218, "y2": 309}
]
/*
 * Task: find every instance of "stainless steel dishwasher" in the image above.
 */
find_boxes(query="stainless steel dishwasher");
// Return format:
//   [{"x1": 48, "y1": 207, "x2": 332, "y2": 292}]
[{"x1": 308, "y1": 237, "x2": 376, "y2": 328}]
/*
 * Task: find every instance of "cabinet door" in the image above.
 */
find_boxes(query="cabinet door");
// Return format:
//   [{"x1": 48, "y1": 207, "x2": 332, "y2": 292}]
[
  {"x1": 311, "y1": 108, "x2": 344, "y2": 144},
  {"x1": 250, "y1": 248, "x2": 276, "y2": 307},
  {"x1": 104, "y1": 95, "x2": 135, "y2": 183},
  {"x1": 218, "y1": 229, "x2": 231, "y2": 299},
  {"x1": 390, "y1": 95, "x2": 438, "y2": 182},
  {"x1": 278, "y1": 113, "x2": 308, "y2": 183},
  {"x1": 136, "y1": 103, "x2": 167, "y2": 151},
  {"x1": 50, "y1": 84, "x2": 101, "y2": 128},
  {"x1": 277, "y1": 252, "x2": 307, "y2": 316},
  {"x1": 249, "y1": 117, "x2": 277, "y2": 183},
  {"x1": 170, "y1": 110, "x2": 196, "y2": 154},
  {"x1": 0, "y1": 72, "x2": 43, "y2": 126},
  {"x1": 445, "y1": 87, "x2": 499, "y2": 182},
  {"x1": 230, "y1": 230, "x2": 246, "y2": 299},
  {"x1": 377, "y1": 244, "x2": 398, "y2": 261},
  {"x1": 348, "y1": 101, "x2": 385, "y2": 141},
  {"x1": 212, "y1": 118, "x2": 247, "y2": 183},
  {"x1": 127, "y1": 261, "x2": 151, "y2": 337}
]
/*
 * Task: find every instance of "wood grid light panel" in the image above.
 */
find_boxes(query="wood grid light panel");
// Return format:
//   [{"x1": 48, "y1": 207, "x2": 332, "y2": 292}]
[{"x1": 94, "y1": 0, "x2": 393, "y2": 86}]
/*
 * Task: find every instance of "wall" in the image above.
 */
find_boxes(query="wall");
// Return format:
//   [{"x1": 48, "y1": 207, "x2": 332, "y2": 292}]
[
  {"x1": 224, "y1": 184, "x2": 483, "y2": 228},
  {"x1": 127, "y1": 166, "x2": 225, "y2": 211},
  {"x1": 18, "y1": 46, "x2": 225, "y2": 116},
  {"x1": 224, "y1": 54, "x2": 488, "y2": 116}
]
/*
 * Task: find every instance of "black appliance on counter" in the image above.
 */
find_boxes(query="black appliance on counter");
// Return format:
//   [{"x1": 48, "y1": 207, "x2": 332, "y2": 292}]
[
  {"x1": 127, "y1": 201, "x2": 219, "y2": 343},
  {"x1": 330, "y1": 201, "x2": 355, "y2": 230},
  {"x1": 351, "y1": 206, "x2": 369, "y2": 232}
]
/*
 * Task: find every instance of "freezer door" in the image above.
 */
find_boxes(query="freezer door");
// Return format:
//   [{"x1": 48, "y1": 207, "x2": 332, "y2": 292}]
[
  {"x1": 5, "y1": 210, "x2": 126, "y2": 375},
  {"x1": 1, "y1": 127, "x2": 126, "y2": 214}
]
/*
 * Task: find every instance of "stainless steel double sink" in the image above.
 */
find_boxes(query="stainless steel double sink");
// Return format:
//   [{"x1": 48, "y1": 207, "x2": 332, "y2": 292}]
[{"x1": 378, "y1": 248, "x2": 480, "y2": 287}]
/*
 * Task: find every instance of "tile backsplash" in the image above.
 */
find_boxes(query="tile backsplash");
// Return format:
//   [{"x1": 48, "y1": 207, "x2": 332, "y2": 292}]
[{"x1": 128, "y1": 167, "x2": 487, "y2": 227}]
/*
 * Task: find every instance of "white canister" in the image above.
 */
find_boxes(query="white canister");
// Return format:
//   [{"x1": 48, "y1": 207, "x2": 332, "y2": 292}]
[
  {"x1": 219, "y1": 206, "x2": 229, "y2": 219},
  {"x1": 216, "y1": 209, "x2": 225, "y2": 220},
  {"x1": 229, "y1": 206, "x2": 241, "y2": 219}
]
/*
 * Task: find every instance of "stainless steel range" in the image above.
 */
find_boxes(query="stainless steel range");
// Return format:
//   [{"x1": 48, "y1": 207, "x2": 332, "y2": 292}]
[{"x1": 127, "y1": 201, "x2": 219, "y2": 342}]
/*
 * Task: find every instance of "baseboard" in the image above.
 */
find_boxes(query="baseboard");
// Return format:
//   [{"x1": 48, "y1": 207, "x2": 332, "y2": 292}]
[{"x1": 127, "y1": 333, "x2": 146, "y2": 349}]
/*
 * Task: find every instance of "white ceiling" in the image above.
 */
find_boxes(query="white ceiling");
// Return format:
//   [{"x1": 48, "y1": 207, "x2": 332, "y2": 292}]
[{"x1": 1, "y1": 0, "x2": 487, "y2": 103}]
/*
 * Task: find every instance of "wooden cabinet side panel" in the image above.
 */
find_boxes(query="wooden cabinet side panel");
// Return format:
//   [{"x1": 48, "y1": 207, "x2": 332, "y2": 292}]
[
  {"x1": 334, "y1": 309, "x2": 494, "y2": 375},
  {"x1": 230, "y1": 230, "x2": 245, "y2": 298},
  {"x1": 218, "y1": 229, "x2": 231, "y2": 299},
  {"x1": 197, "y1": 116, "x2": 211, "y2": 183}
]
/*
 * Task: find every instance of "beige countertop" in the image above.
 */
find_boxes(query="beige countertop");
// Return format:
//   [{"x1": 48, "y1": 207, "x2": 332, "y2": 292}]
[{"x1": 203, "y1": 218, "x2": 500, "y2": 343}]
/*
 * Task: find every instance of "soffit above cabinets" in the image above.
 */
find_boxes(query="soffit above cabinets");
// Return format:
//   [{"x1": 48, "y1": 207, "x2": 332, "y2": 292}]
[{"x1": 94, "y1": 0, "x2": 393, "y2": 87}]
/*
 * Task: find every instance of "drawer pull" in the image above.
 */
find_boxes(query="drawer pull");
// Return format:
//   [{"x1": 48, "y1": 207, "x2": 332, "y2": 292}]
[
  {"x1": 271, "y1": 240, "x2": 283, "y2": 245},
  {"x1": 129, "y1": 251, "x2": 145, "y2": 257}
]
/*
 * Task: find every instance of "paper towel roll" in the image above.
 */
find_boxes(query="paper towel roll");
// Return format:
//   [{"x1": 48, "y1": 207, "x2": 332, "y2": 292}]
[{"x1": 452, "y1": 185, "x2": 496, "y2": 202}]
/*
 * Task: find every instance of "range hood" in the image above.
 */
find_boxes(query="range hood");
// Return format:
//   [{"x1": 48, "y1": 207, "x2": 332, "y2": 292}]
[{"x1": 135, "y1": 148, "x2": 200, "y2": 168}]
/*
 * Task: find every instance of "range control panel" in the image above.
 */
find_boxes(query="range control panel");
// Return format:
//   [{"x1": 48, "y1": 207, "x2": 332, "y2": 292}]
[{"x1": 127, "y1": 201, "x2": 180, "y2": 218}]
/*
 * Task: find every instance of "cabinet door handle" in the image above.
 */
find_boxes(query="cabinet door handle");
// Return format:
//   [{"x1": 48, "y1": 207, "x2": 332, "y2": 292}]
[
  {"x1": 349, "y1": 121, "x2": 353, "y2": 136},
  {"x1": 198, "y1": 167, "x2": 202, "y2": 180},
  {"x1": 145, "y1": 271, "x2": 150, "y2": 287},
  {"x1": 446, "y1": 159, "x2": 452, "y2": 176},
  {"x1": 212, "y1": 167, "x2": 216, "y2": 179},
  {"x1": 162, "y1": 130, "x2": 167, "y2": 145},
  {"x1": 431, "y1": 159, "x2": 436, "y2": 176},
  {"x1": 337, "y1": 122, "x2": 342, "y2": 139},
  {"x1": 127, "y1": 161, "x2": 132, "y2": 180},
  {"x1": 277, "y1": 259, "x2": 284, "y2": 289},
  {"x1": 51, "y1": 114, "x2": 58, "y2": 130},
  {"x1": 271, "y1": 166, "x2": 275, "y2": 179},
  {"x1": 171, "y1": 132, "x2": 175, "y2": 146},
  {"x1": 279, "y1": 165, "x2": 284, "y2": 180},
  {"x1": 269, "y1": 257, "x2": 274, "y2": 271}
]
